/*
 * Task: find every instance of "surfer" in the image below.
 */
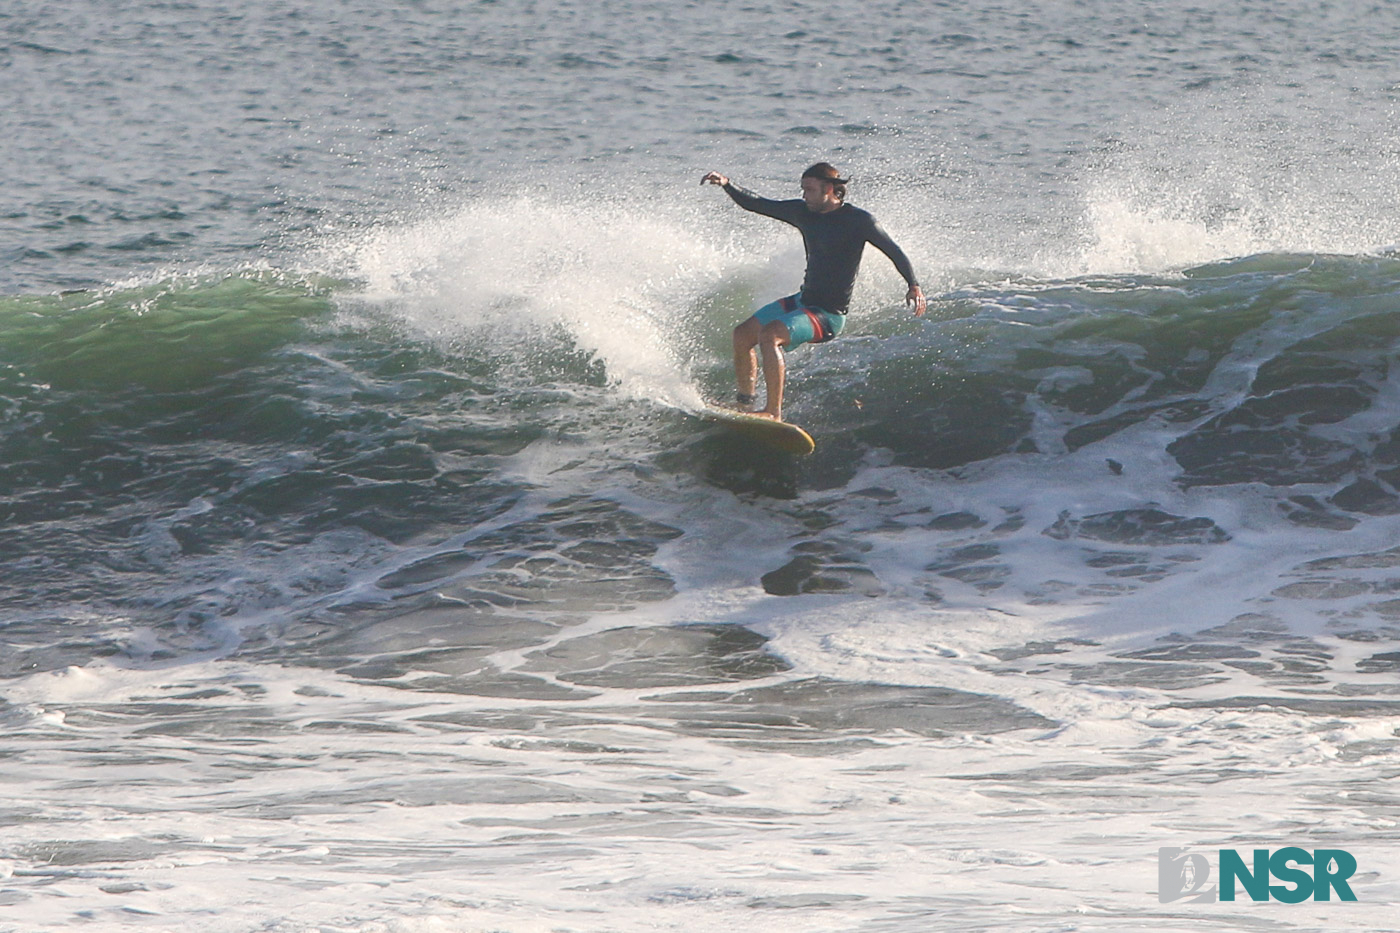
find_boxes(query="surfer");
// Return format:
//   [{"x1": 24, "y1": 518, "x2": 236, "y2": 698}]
[{"x1": 702, "y1": 163, "x2": 925, "y2": 421}]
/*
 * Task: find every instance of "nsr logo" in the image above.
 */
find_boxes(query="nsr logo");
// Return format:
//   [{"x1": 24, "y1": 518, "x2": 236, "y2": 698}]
[{"x1": 1159, "y1": 847, "x2": 1358, "y2": 903}]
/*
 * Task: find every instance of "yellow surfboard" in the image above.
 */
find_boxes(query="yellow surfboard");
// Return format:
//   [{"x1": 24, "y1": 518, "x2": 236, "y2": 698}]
[{"x1": 700, "y1": 405, "x2": 815, "y2": 456}]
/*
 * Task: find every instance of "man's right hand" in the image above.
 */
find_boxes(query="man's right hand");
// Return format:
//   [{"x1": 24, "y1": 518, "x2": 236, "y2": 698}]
[{"x1": 700, "y1": 171, "x2": 729, "y2": 187}]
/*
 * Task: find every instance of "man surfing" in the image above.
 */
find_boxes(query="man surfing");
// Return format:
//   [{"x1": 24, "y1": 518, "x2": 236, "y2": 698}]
[{"x1": 702, "y1": 162, "x2": 925, "y2": 421}]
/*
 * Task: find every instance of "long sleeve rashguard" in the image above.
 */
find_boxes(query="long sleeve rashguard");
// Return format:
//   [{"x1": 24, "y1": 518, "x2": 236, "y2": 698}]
[{"x1": 722, "y1": 181, "x2": 919, "y2": 314}]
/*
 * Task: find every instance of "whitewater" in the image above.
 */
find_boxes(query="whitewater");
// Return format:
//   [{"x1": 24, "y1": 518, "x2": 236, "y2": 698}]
[{"x1": 4, "y1": 1, "x2": 1400, "y2": 930}]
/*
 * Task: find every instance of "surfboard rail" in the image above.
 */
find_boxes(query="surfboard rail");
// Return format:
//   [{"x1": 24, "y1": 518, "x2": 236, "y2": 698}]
[{"x1": 698, "y1": 404, "x2": 815, "y2": 456}]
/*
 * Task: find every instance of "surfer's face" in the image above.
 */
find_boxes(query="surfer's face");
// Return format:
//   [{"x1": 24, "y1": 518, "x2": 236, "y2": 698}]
[{"x1": 800, "y1": 176, "x2": 840, "y2": 212}]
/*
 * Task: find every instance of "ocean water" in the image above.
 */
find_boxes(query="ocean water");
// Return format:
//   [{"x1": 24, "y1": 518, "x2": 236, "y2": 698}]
[{"x1": 4, "y1": 1, "x2": 1400, "y2": 929}]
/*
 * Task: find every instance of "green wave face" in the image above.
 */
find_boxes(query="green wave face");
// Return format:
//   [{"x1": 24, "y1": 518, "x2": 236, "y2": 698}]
[
  {"x1": 788, "y1": 254, "x2": 1400, "y2": 486},
  {"x1": 0, "y1": 271, "x2": 337, "y2": 392},
  {"x1": 6, "y1": 252, "x2": 1400, "y2": 670}
]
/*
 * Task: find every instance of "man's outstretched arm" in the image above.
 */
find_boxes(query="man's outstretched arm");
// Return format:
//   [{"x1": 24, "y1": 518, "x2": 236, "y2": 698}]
[
  {"x1": 867, "y1": 220, "x2": 927, "y2": 317},
  {"x1": 700, "y1": 171, "x2": 802, "y2": 223}
]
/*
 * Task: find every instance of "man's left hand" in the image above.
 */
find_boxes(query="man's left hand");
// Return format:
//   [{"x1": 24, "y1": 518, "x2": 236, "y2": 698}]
[{"x1": 906, "y1": 285, "x2": 926, "y2": 317}]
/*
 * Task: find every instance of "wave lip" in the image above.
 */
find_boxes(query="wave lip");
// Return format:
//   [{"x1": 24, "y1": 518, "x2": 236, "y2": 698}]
[
  {"x1": 315, "y1": 194, "x2": 738, "y2": 408},
  {"x1": 0, "y1": 270, "x2": 334, "y2": 391}
]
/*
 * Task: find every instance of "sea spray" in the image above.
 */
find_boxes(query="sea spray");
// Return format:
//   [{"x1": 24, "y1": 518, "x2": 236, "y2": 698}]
[{"x1": 316, "y1": 194, "x2": 749, "y2": 407}]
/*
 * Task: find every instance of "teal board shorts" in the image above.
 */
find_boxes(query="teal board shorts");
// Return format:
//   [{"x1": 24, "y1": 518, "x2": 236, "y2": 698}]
[{"x1": 753, "y1": 293, "x2": 845, "y2": 349}]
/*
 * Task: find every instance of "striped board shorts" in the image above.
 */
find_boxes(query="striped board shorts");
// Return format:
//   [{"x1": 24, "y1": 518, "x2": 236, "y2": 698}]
[{"x1": 751, "y1": 293, "x2": 845, "y2": 349}]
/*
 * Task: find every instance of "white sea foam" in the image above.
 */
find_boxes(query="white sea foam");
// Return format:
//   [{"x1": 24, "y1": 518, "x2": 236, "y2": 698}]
[
  {"x1": 1064, "y1": 86, "x2": 1400, "y2": 276},
  {"x1": 5, "y1": 578, "x2": 1400, "y2": 933},
  {"x1": 314, "y1": 194, "x2": 754, "y2": 408}
]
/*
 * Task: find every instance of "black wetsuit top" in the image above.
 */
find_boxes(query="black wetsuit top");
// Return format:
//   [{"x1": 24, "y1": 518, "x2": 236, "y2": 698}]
[{"x1": 722, "y1": 181, "x2": 919, "y2": 314}]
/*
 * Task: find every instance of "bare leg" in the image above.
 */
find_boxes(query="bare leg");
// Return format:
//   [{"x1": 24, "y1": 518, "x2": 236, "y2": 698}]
[
  {"x1": 732, "y1": 317, "x2": 761, "y2": 406},
  {"x1": 757, "y1": 320, "x2": 790, "y2": 420}
]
